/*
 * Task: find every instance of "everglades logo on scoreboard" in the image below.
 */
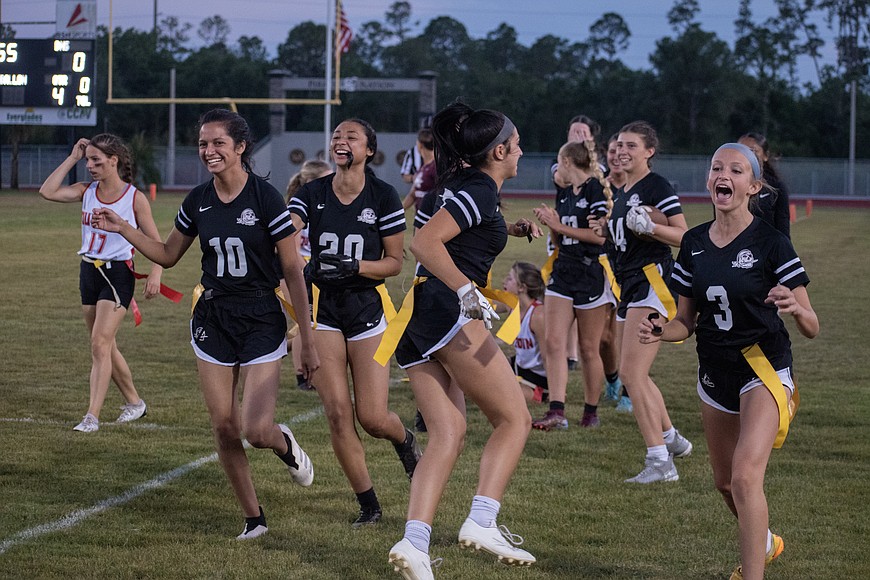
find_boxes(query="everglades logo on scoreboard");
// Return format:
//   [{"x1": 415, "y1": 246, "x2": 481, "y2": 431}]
[{"x1": 56, "y1": 1, "x2": 97, "y2": 39}]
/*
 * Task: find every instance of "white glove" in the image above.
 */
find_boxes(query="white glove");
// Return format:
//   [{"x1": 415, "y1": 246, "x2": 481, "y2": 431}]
[
  {"x1": 457, "y1": 282, "x2": 500, "y2": 329},
  {"x1": 626, "y1": 206, "x2": 656, "y2": 236}
]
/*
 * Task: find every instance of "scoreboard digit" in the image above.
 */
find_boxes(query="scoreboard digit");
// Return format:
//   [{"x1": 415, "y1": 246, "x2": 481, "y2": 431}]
[{"x1": 0, "y1": 39, "x2": 95, "y2": 108}]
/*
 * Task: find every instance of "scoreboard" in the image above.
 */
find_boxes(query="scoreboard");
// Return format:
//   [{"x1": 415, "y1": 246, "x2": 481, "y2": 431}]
[{"x1": 0, "y1": 38, "x2": 97, "y2": 126}]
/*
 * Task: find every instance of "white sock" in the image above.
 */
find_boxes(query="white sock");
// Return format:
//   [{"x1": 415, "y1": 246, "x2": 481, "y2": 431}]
[
  {"x1": 468, "y1": 495, "x2": 501, "y2": 528},
  {"x1": 647, "y1": 445, "x2": 669, "y2": 462},
  {"x1": 662, "y1": 427, "x2": 676, "y2": 444},
  {"x1": 404, "y1": 520, "x2": 431, "y2": 554},
  {"x1": 766, "y1": 529, "x2": 773, "y2": 553}
]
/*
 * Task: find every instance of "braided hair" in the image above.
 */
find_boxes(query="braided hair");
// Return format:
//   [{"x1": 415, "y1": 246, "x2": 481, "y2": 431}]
[{"x1": 89, "y1": 134, "x2": 135, "y2": 184}]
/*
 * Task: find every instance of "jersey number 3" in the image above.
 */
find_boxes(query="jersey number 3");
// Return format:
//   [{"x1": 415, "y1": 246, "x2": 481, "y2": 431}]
[{"x1": 707, "y1": 285, "x2": 733, "y2": 331}]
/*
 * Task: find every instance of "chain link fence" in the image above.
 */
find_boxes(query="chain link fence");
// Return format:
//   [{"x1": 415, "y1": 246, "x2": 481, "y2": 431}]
[{"x1": 3, "y1": 145, "x2": 868, "y2": 198}]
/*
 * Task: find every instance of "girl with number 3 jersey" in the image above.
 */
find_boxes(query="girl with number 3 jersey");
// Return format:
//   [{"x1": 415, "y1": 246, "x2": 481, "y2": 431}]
[{"x1": 639, "y1": 143, "x2": 818, "y2": 580}]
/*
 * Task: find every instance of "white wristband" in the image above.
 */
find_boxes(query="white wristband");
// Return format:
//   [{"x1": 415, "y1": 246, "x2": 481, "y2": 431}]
[{"x1": 456, "y1": 281, "x2": 474, "y2": 299}]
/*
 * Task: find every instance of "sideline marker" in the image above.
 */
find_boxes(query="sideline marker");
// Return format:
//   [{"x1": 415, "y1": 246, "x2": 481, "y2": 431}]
[
  {"x1": 806, "y1": 199, "x2": 813, "y2": 217},
  {"x1": 149, "y1": 184, "x2": 157, "y2": 201},
  {"x1": 789, "y1": 203, "x2": 797, "y2": 223}
]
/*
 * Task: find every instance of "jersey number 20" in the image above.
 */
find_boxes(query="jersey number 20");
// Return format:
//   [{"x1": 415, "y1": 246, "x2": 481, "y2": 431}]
[{"x1": 319, "y1": 232, "x2": 365, "y2": 259}]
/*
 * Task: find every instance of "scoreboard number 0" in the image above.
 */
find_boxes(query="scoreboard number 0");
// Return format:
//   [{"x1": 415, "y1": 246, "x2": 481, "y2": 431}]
[{"x1": 0, "y1": 39, "x2": 95, "y2": 108}]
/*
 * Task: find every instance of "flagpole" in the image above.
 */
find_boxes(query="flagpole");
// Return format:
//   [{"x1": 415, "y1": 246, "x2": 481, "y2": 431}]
[{"x1": 323, "y1": 0, "x2": 334, "y2": 160}]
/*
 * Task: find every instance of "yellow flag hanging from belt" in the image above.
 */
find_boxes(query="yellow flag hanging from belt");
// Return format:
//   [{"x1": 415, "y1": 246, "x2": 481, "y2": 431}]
[
  {"x1": 642, "y1": 263, "x2": 677, "y2": 319},
  {"x1": 741, "y1": 343, "x2": 799, "y2": 449},
  {"x1": 477, "y1": 286, "x2": 521, "y2": 344},
  {"x1": 374, "y1": 277, "x2": 425, "y2": 366},
  {"x1": 599, "y1": 255, "x2": 621, "y2": 302},
  {"x1": 540, "y1": 248, "x2": 558, "y2": 284}
]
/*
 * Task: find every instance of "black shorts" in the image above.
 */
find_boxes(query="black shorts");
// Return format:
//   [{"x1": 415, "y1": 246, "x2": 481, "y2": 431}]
[
  {"x1": 696, "y1": 346, "x2": 794, "y2": 413},
  {"x1": 546, "y1": 256, "x2": 611, "y2": 308},
  {"x1": 80, "y1": 260, "x2": 135, "y2": 308},
  {"x1": 615, "y1": 259, "x2": 676, "y2": 319},
  {"x1": 190, "y1": 292, "x2": 287, "y2": 366},
  {"x1": 313, "y1": 285, "x2": 387, "y2": 340},
  {"x1": 395, "y1": 278, "x2": 470, "y2": 368}
]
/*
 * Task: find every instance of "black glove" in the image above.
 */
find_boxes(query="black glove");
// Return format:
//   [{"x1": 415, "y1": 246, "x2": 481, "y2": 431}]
[{"x1": 314, "y1": 253, "x2": 359, "y2": 281}]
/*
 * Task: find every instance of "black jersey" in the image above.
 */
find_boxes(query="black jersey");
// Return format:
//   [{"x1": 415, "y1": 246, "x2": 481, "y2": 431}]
[
  {"x1": 414, "y1": 188, "x2": 443, "y2": 230},
  {"x1": 753, "y1": 169, "x2": 791, "y2": 238},
  {"x1": 175, "y1": 174, "x2": 296, "y2": 293},
  {"x1": 670, "y1": 218, "x2": 809, "y2": 355},
  {"x1": 288, "y1": 172, "x2": 405, "y2": 290},
  {"x1": 607, "y1": 172, "x2": 682, "y2": 275},
  {"x1": 416, "y1": 168, "x2": 508, "y2": 287},
  {"x1": 554, "y1": 177, "x2": 608, "y2": 262}
]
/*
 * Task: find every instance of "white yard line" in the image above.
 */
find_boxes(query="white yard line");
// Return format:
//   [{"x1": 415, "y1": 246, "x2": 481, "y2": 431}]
[{"x1": 0, "y1": 407, "x2": 324, "y2": 556}]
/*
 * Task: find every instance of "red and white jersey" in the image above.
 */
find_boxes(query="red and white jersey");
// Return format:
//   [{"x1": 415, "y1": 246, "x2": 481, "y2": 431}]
[
  {"x1": 513, "y1": 300, "x2": 546, "y2": 376},
  {"x1": 79, "y1": 181, "x2": 138, "y2": 261}
]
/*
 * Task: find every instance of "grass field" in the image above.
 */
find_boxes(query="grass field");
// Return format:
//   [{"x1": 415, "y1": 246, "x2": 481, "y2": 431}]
[{"x1": 1, "y1": 190, "x2": 868, "y2": 579}]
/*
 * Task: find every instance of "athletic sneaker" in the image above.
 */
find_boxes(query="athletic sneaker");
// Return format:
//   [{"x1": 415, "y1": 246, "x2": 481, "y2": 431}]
[
  {"x1": 624, "y1": 455, "x2": 679, "y2": 484},
  {"x1": 277, "y1": 424, "x2": 314, "y2": 486},
  {"x1": 615, "y1": 396, "x2": 633, "y2": 414},
  {"x1": 73, "y1": 413, "x2": 99, "y2": 433},
  {"x1": 567, "y1": 358, "x2": 579, "y2": 371},
  {"x1": 604, "y1": 378, "x2": 622, "y2": 402},
  {"x1": 296, "y1": 373, "x2": 316, "y2": 391},
  {"x1": 389, "y1": 538, "x2": 436, "y2": 580},
  {"x1": 667, "y1": 430, "x2": 693, "y2": 458},
  {"x1": 579, "y1": 412, "x2": 600, "y2": 428},
  {"x1": 236, "y1": 506, "x2": 268, "y2": 540},
  {"x1": 532, "y1": 410, "x2": 568, "y2": 431},
  {"x1": 457, "y1": 518, "x2": 536, "y2": 566},
  {"x1": 116, "y1": 400, "x2": 147, "y2": 423},
  {"x1": 729, "y1": 533, "x2": 784, "y2": 579},
  {"x1": 393, "y1": 428, "x2": 422, "y2": 480},
  {"x1": 352, "y1": 507, "x2": 382, "y2": 529}
]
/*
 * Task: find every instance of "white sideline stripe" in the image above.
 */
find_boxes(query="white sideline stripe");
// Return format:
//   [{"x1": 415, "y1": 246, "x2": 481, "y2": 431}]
[
  {"x1": 0, "y1": 407, "x2": 324, "y2": 556},
  {"x1": 0, "y1": 417, "x2": 173, "y2": 430}
]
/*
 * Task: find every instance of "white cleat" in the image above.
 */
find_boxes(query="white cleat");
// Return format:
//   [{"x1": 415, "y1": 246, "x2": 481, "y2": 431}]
[
  {"x1": 278, "y1": 424, "x2": 314, "y2": 487},
  {"x1": 116, "y1": 400, "x2": 147, "y2": 423},
  {"x1": 388, "y1": 538, "x2": 435, "y2": 580},
  {"x1": 236, "y1": 523, "x2": 268, "y2": 540},
  {"x1": 73, "y1": 413, "x2": 99, "y2": 433},
  {"x1": 457, "y1": 518, "x2": 536, "y2": 566}
]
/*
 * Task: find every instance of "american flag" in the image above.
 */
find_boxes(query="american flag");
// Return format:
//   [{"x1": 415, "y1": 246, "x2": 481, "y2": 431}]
[{"x1": 338, "y1": 5, "x2": 352, "y2": 53}]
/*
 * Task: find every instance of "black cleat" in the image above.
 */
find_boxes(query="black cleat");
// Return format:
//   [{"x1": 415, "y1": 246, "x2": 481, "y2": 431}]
[
  {"x1": 414, "y1": 409, "x2": 427, "y2": 433},
  {"x1": 351, "y1": 507, "x2": 382, "y2": 529},
  {"x1": 393, "y1": 428, "x2": 422, "y2": 480}
]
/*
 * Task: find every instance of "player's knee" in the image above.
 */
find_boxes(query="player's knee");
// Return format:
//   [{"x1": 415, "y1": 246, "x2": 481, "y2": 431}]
[
  {"x1": 357, "y1": 413, "x2": 391, "y2": 439},
  {"x1": 241, "y1": 421, "x2": 273, "y2": 449},
  {"x1": 211, "y1": 418, "x2": 241, "y2": 448},
  {"x1": 730, "y1": 466, "x2": 764, "y2": 501},
  {"x1": 323, "y1": 404, "x2": 355, "y2": 432}
]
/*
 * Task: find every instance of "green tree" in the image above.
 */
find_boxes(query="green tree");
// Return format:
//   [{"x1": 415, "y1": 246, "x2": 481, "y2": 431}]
[
  {"x1": 157, "y1": 15, "x2": 191, "y2": 58},
  {"x1": 277, "y1": 22, "x2": 327, "y2": 76},
  {"x1": 588, "y1": 12, "x2": 630, "y2": 62},
  {"x1": 197, "y1": 15, "x2": 231, "y2": 46},
  {"x1": 97, "y1": 26, "x2": 177, "y2": 139},
  {"x1": 668, "y1": 0, "x2": 700, "y2": 35},
  {"x1": 235, "y1": 35, "x2": 267, "y2": 61},
  {"x1": 355, "y1": 21, "x2": 391, "y2": 67},
  {"x1": 385, "y1": 1, "x2": 414, "y2": 42},
  {"x1": 650, "y1": 25, "x2": 737, "y2": 151}
]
